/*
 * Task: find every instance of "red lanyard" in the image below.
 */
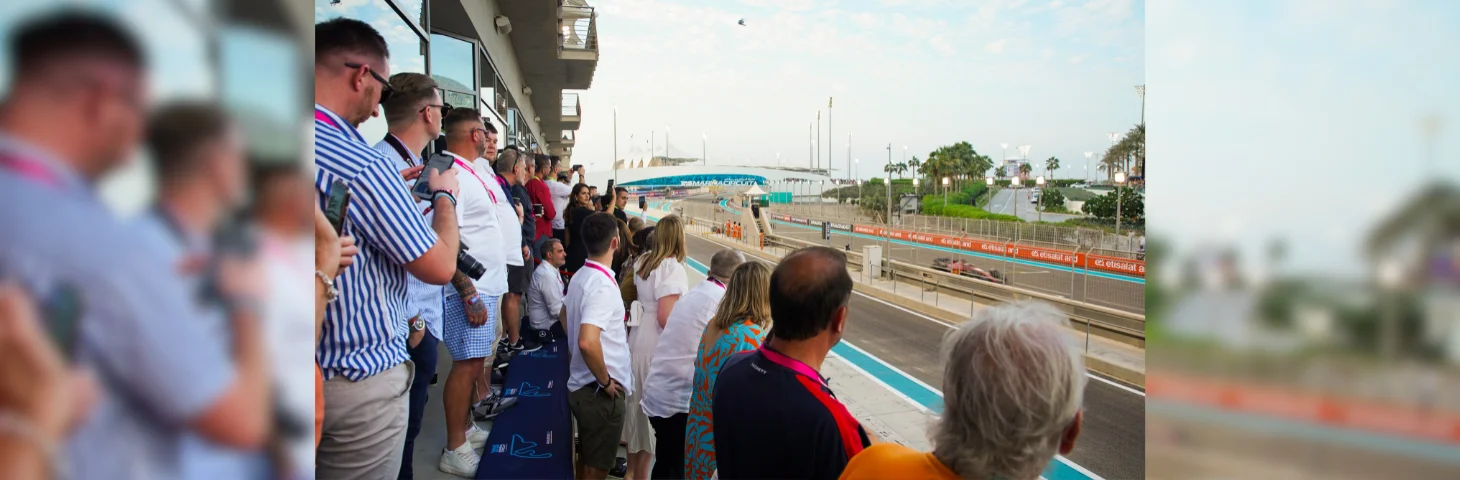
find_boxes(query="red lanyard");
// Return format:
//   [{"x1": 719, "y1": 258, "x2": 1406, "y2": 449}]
[
  {"x1": 709, "y1": 277, "x2": 725, "y2": 289},
  {"x1": 582, "y1": 261, "x2": 616, "y2": 285},
  {"x1": 0, "y1": 153, "x2": 61, "y2": 188},
  {"x1": 759, "y1": 345, "x2": 828, "y2": 388}
]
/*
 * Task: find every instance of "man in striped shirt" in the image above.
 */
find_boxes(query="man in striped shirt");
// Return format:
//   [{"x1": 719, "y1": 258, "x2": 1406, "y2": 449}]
[{"x1": 314, "y1": 18, "x2": 462, "y2": 478}]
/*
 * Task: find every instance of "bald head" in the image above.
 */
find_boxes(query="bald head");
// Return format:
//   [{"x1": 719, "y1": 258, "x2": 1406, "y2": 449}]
[
  {"x1": 769, "y1": 246, "x2": 852, "y2": 341},
  {"x1": 708, "y1": 249, "x2": 746, "y2": 280}
]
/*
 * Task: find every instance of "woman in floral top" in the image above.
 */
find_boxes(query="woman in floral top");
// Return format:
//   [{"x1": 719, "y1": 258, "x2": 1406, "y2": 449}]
[{"x1": 684, "y1": 261, "x2": 773, "y2": 479}]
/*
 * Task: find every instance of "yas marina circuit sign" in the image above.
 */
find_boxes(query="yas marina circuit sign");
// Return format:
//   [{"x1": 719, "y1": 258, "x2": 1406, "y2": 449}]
[{"x1": 620, "y1": 174, "x2": 766, "y2": 187}]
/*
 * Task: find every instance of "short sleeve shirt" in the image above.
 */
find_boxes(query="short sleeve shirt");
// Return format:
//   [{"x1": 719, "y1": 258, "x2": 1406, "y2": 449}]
[
  {"x1": 713, "y1": 347, "x2": 871, "y2": 480},
  {"x1": 374, "y1": 136, "x2": 444, "y2": 341},
  {"x1": 565, "y1": 260, "x2": 633, "y2": 393},
  {"x1": 445, "y1": 152, "x2": 507, "y2": 296},
  {"x1": 640, "y1": 279, "x2": 725, "y2": 417}
]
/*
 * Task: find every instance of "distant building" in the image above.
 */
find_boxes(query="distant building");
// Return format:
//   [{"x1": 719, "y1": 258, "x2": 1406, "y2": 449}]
[{"x1": 1365, "y1": 182, "x2": 1460, "y2": 363}]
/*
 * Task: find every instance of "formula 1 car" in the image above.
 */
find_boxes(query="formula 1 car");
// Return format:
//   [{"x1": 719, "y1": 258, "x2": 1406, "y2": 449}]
[{"x1": 931, "y1": 257, "x2": 1005, "y2": 284}]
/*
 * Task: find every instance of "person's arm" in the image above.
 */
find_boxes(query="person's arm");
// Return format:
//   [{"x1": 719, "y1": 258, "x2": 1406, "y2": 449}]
[
  {"x1": 402, "y1": 167, "x2": 460, "y2": 284},
  {"x1": 0, "y1": 284, "x2": 96, "y2": 480},
  {"x1": 450, "y1": 272, "x2": 488, "y2": 327},
  {"x1": 654, "y1": 260, "x2": 689, "y2": 329},
  {"x1": 536, "y1": 182, "x2": 556, "y2": 228}
]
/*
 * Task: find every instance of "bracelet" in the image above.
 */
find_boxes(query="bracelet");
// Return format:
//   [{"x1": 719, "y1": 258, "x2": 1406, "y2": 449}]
[
  {"x1": 432, "y1": 190, "x2": 457, "y2": 207},
  {"x1": 0, "y1": 409, "x2": 67, "y2": 480},
  {"x1": 315, "y1": 270, "x2": 338, "y2": 303}
]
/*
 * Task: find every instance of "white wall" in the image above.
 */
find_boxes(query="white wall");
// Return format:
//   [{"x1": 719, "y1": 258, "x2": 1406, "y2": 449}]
[{"x1": 460, "y1": 0, "x2": 542, "y2": 144}]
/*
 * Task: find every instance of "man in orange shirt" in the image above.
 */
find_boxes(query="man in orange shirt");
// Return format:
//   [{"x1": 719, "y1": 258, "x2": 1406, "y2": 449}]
[{"x1": 839, "y1": 301, "x2": 1086, "y2": 480}]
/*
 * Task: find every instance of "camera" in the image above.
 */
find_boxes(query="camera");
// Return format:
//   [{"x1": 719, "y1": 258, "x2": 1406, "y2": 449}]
[{"x1": 457, "y1": 243, "x2": 486, "y2": 280}]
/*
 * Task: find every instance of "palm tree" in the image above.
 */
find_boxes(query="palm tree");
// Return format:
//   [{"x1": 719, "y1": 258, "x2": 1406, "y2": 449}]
[
  {"x1": 995, "y1": 165, "x2": 1007, "y2": 179},
  {"x1": 1045, "y1": 156, "x2": 1060, "y2": 180},
  {"x1": 908, "y1": 156, "x2": 921, "y2": 181},
  {"x1": 1018, "y1": 162, "x2": 1032, "y2": 179}
]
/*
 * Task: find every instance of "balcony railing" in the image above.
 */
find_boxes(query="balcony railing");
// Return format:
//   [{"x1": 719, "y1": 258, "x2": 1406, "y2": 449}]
[
  {"x1": 562, "y1": 92, "x2": 581, "y2": 118},
  {"x1": 561, "y1": 130, "x2": 575, "y2": 143},
  {"x1": 558, "y1": 5, "x2": 597, "y2": 54}
]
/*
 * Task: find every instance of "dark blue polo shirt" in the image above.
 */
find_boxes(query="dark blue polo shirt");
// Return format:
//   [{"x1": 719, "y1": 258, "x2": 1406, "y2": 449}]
[{"x1": 712, "y1": 346, "x2": 870, "y2": 480}]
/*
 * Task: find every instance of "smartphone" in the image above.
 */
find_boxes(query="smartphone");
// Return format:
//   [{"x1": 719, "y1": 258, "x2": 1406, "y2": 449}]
[
  {"x1": 533, "y1": 203, "x2": 544, "y2": 217},
  {"x1": 41, "y1": 284, "x2": 83, "y2": 358},
  {"x1": 412, "y1": 153, "x2": 456, "y2": 201},
  {"x1": 572, "y1": 164, "x2": 582, "y2": 172},
  {"x1": 324, "y1": 180, "x2": 351, "y2": 234}
]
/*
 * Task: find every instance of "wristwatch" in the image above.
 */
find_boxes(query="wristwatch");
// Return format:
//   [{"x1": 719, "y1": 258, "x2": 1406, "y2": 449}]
[{"x1": 410, "y1": 316, "x2": 426, "y2": 332}]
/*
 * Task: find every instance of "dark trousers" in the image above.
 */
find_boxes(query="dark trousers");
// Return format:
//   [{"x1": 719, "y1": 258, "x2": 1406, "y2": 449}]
[
  {"x1": 552, "y1": 228, "x2": 565, "y2": 244},
  {"x1": 398, "y1": 329, "x2": 439, "y2": 480},
  {"x1": 649, "y1": 412, "x2": 689, "y2": 480}
]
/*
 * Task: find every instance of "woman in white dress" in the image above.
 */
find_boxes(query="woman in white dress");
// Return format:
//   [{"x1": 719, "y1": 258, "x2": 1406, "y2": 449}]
[{"x1": 625, "y1": 215, "x2": 688, "y2": 480}]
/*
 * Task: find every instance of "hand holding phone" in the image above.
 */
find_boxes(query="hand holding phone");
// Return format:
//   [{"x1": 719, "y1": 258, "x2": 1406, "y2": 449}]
[
  {"x1": 533, "y1": 204, "x2": 544, "y2": 217},
  {"x1": 324, "y1": 180, "x2": 351, "y2": 234},
  {"x1": 413, "y1": 154, "x2": 458, "y2": 201}
]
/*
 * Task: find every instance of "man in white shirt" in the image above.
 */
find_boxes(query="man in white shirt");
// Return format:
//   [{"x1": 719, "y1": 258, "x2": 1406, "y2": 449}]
[
  {"x1": 477, "y1": 134, "x2": 528, "y2": 358},
  {"x1": 436, "y1": 109, "x2": 506, "y2": 477},
  {"x1": 547, "y1": 156, "x2": 573, "y2": 242},
  {"x1": 527, "y1": 238, "x2": 568, "y2": 344},
  {"x1": 640, "y1": 248, "x2": 744, "y2": 479},
  {"x1": 564, "y1": 212, "x2": 632, "y2": 480}
]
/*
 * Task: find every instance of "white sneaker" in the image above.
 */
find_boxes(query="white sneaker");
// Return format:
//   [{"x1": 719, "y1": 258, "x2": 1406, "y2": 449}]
[
  {"x1": 466, "y1": 423, "x2": 489, "y2": 450},
  {"x1": 438, "y1": 442, "x2": 479, "y2": 478}
]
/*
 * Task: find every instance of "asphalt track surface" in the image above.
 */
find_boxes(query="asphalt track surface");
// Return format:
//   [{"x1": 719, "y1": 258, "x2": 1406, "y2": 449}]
[
  {"x1": 677, "y1": 230, "x2": 1146, "y2": 479},
  {"x1": 987, "y1": 186, "x2": 1082, "y2": 223},
  {"x1": 678, "y1": 196, "x2": 1144, "y2": 314}
]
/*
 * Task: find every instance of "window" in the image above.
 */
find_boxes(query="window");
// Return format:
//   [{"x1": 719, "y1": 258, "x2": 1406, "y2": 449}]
[
  {"x1": 221, "y1": 26, "x2": 301, "y2": 163},
  {"x1": 429, "y1": 33, "x2": 475, "y2": 111},
  {"x1": 317, "y1": 0, "x2": 426, "y2": 142}
]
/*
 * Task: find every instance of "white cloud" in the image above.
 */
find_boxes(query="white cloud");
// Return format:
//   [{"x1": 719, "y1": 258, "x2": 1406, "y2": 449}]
[{"x1": 986, "y1": 38, "x2": 1009, "y2": 53}]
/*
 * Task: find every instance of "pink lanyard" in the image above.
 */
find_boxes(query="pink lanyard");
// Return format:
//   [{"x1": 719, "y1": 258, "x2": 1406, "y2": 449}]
[
  {"x1": 708, "y1": 277, "x2": 725, "y2": 289},
  {"x1": 452, "y1": 158, "x2": 498, "y2": 203},
  {"x1": 0, "y1": 153, "x2": 61, "y2": 188},
  {"x1": 759, "y1": 345, "x2": 828, "y2": 388},
  {"x1": 582, "y1": 262, "x2": 616, "y2": 285},
  {"x1": 314, "y1": 109, "x2": 341, "y2": 131}
]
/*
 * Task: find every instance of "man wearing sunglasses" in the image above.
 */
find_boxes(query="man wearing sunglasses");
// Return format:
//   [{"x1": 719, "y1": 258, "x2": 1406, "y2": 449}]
[
  {"x1": 374, "y1": 72, "x2": 453, "y2": 480},
  {"x1": 314, "y1": 18, "x2": 461, "y2": 479}
]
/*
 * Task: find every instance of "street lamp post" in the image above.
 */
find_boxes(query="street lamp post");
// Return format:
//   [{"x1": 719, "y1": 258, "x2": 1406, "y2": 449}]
[
  {"x1": 885, "y1": 143, "x2": 893, "y2": 264},
  {"x1": 854, "y1": 158, "x2": 859, "y2": 180},
  {"x1": 1035, "y1": 175, "x2": 1045, "y2": 223},
  {"x1": 702, "y1": 132, "x2": 707, "y2": 165},
  {"x1": 1114, "y1": 171, "x2": 1126, "y2": 235},
  {"x1": 1011, "y1": 175, "x2": 1020, "y2": 221},
  {"x1": 665, "y1": 124, "x2": 670, "y2": 160},
  {"x1": 1135, "y1": 85, "x2": 1145, "y2": 126},
  {"x1": 913, "y1": 177, "x2": 920, "y2": 202},
  {"x1": 1083, "y1": 151, "x2": 1093, "y2": 184},
  {"x1": 942, "y1": 176, "x2": 950, "y2": 205},
  {"x1": 613, "y1": 105, "x2": 618, "y2": 185}
]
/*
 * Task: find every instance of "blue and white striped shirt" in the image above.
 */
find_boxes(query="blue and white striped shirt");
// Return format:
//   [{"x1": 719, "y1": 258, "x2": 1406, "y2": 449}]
[
  {"x1": 374, "y1": 134, "x2": 445, "y2": 343},
  {"x1": 314, "y1": 105, "x2": 438, "y2": 381}
]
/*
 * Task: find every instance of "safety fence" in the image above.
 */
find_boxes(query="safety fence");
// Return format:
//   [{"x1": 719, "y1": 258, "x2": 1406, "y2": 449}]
[
  {"x1": 673, "y1": 211, "x2": 1146, "y2": 351},
  {"x1": 761, "y1": 210, "x2": 1146, "y2": 313}
]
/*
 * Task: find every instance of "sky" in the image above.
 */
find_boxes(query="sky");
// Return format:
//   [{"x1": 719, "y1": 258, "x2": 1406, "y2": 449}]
[
  {"x1": 1148, "y1": 0, "x2": 1460, "y2": 279},
  {"x1": 573, "y1": 0, "x2": 1145, "y2": 181}
]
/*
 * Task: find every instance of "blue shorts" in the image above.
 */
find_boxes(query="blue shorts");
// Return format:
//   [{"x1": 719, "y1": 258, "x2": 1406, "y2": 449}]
[{"x1": 442, "y1": 291, "x2": 498, "y2": 361}]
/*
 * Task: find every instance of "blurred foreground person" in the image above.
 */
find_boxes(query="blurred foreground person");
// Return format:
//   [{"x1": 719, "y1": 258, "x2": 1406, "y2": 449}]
[
  {"x1": 839, "y1": 302, "x2": 1086, "y2": 480},
  {"x1": 713, "y1": 247, "x2": 870, "y2": 480},
  {"x1": 0, "y1": 283, "x2": 98, "y2": 480},
  {"x1": 255, "y1": 163, "x2": 337, "y2": 479},
  {"x1": 141, "y1": 102, "x2": 271, "y2": 480},
  {"x1": 0, "y1": 11, "x2": 271, "y2": 479},
  {"x1": 625, "y1": 216, "x2": 690, "y2": 480},
  {"x1": 314, "y1": 17, "x2": 462, "y2": 478}
]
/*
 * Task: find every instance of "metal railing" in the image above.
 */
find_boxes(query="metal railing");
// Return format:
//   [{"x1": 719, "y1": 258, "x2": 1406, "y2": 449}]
[
  {"x1": 559, "y1": 5, "x2": 598, "y2": 53},
  {"x1": 677, "y1": 212, "x2": 1145, "y2": 352},
  {"x1": 561, "y1": 130, "x2": 575, "y2": 142},
  {"x1": 775, "y1": 202, "x2": 1145, "y2": 258},
  {"x1": 561, "y1": 92, "x2": 581, "y2": 117}
]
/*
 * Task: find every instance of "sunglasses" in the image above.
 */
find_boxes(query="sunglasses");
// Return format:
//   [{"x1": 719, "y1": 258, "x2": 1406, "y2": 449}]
[
  {"x1": 421, "y1": 104, "x2": 450, "y2": 117},
  {"x1": 344, "y1": 62, "x2": 394, "y2": 104}
]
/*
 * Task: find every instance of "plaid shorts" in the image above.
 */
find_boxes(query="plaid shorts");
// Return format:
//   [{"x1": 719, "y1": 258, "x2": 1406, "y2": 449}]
[{"x1": 442, "y1": 291, "x2": 498, "y2": 361}]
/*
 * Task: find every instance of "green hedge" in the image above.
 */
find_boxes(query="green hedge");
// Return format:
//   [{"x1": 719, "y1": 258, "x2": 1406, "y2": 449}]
[{"x1": 920, "y1": 194, "x2": 1021, "y2": 222}]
